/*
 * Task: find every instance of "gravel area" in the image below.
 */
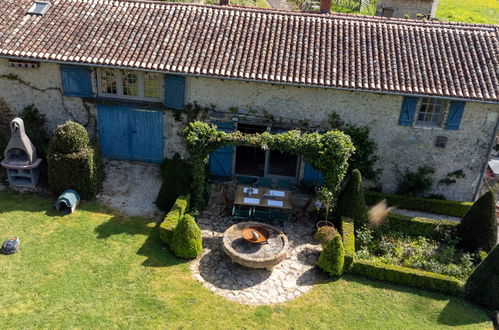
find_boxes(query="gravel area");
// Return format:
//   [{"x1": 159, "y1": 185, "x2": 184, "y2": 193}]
[
  {"x1": 390, "y1": 208, "x2": 461, "y2": 222},
  {"x1": 97, "y1": 159, "x2": 163, "y2": 219}
]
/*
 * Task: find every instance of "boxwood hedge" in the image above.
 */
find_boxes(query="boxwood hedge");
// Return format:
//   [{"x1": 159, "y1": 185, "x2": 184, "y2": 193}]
[
  {"x1": 350, "y1": 259, "x2": 464, "y2": 296},
  {"x1": 383, "y1": 213, "x2": 458, "y2": 240},
  {"x1": 159, "y1": 195, "x2": 190, "y2": 245},
  {"x1": 341, "y1": 217, "x2": 355, "y2": 272},
  {"x1": 364, "y1": 191, "x2": 472, "y2": 217}
]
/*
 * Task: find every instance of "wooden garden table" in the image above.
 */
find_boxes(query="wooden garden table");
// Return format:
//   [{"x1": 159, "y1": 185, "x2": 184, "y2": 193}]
[{"x1": 233, "y1": 185, "x2": 292, "y2": 210}]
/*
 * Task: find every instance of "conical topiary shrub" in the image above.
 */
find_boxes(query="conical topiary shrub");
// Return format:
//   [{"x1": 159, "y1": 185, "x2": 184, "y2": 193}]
[
  {"x1": 171, "y1": 214, "x2": 203, "y2": 259},
  {"x1": 457, "y1": 190, "x2": 498, "y2": 253},
  {"x1": 317, "y1": 232, "x2": 345, "y2": 276},
  {"x1": 334, "y1": 169, "x2": 367, "y2": 229},
  {"x1": 465, "y1": 244, "x2": 499, "y2": 310},
  {"x1": 155, "y1": 153, "x2": 192, "y2": 212}
]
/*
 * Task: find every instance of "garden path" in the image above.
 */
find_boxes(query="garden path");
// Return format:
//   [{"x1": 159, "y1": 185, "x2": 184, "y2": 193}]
[
  {"x1": 190, "y1": 182, "x2": 326, "y2": 305},
  {"x1": 96, "y1": 159, "x2": 163, "y2": 219}
]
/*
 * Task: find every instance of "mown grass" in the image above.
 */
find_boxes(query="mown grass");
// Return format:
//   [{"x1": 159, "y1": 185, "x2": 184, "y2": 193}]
[
  {"x1": 436, "y1": 0, "x2": 498, "y2": 24},
  {"x1": 0, "y1": 191, "x2": 492, "y2": 329}
]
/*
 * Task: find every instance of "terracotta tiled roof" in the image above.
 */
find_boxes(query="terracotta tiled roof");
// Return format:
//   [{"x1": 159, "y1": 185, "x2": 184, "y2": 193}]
[{"x1": 0, "y1": 0, "x2": 498, "y2": 102}]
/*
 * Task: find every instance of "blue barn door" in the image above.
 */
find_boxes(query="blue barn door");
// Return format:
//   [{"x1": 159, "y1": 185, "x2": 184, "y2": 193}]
[
  {"x1": 97, "y1": 105, "x2": 164, "y2": 163},
  {"x1": 303, "y1": 162, "x2": 324, "y2": 186},
  {"x1": 209, "y1": 121, "x2": 235, "y2": 178}
]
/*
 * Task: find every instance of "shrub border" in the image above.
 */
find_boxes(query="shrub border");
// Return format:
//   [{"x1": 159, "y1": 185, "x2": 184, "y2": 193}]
[
  {"x1": 350, "y1": 259, "x2": 464, "y2": 296},
  {"x1": 341, "y1": 217, "x2": 355, "y2": 272},
  {"x1": 365, "y1": 191, "x2": 471, "y2": 217},
  {"x1": 384, "y1": 213, "x2": 458, "y2": 240}
]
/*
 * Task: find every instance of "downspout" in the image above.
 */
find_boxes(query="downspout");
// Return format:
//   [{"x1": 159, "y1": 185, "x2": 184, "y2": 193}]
[{"x1": 472, "y1": 115, "x2": 499, "y2": 201}]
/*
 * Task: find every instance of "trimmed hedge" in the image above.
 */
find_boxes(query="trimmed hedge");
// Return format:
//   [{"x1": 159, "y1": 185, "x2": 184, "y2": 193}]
[
  {"x1": 465, "y1": 244, "x2": 499, "y2": 310},
  {"x1": 159, "y1": 195, "x2": 190, "y2": 245},
  {"x1": 47, "y1": 146, "x2": 102, "y2": 200},
  {"x1": 155, "y1": 153, "x2": 192, "y2": 212},
  {"x1": 341, "y1": 217, "x2": 355, "y2": 272},
  {"x1": 350, "y1": 259, "x2": 464, "y2": 296},
  {"x1": 314, "y1": 226, "x2": 338, "y2": 246},
  {"x1": 50, "y1": 121, "x2": 89, "y2": 154},
  {"x1": 457, "y1": 190, "x2": 498, "y2": 253},
  {"x1": 171, "y1": 213, "x2": 203, "y2": 259},
  {"x1": 317, "y1": 233, "x2": 345, "y2": 276},
  {"x1": 335, "y1": 169, "x2": 367, "y2": 229},
  {"x1": 383, "y1": 213, "x2": 458, "y2": 240},
  {"x1": 365, "y1": 191, "x2": 472, "y2": 217}
]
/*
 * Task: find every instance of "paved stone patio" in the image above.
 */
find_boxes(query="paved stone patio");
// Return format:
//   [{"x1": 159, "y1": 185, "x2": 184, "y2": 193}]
[{"x1": 190, "y1": 183, "x2": 326, "y2": 305}]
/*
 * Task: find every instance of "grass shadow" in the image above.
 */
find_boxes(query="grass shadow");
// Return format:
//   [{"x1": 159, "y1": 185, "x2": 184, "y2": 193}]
[{"x1": 137, "y1": 222, "x2": 185, "y2": 268}]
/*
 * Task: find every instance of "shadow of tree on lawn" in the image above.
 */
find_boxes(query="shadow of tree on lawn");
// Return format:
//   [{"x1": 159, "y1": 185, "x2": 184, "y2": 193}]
[{"x1": 94, "y1": 215, "x2": 185, "y2": 268}]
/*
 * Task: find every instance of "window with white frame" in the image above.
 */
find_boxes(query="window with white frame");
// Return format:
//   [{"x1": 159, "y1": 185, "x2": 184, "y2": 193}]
[
  {"x1": 97, "y1": 69, "x2": 162, "y2": 101},
  {"x1": 416, "y1": 98, "x2": 447, "y2": 126}
]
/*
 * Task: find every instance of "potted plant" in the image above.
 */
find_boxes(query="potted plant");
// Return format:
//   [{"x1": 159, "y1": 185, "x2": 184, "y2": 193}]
[{"x1": 315, "y1": 187, "x2": 335, "y2": 229}]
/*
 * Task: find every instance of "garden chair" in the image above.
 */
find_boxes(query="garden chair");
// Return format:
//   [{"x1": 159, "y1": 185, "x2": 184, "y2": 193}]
[
  {"x1": 220, "y1": 184, "x2": 232, "y2": 216},
  {"x1": 237, "y1": 175, "x2": 257, "y2": 185},
  {"x1": 257, "y1": 177, "x2": 273, "y2": 188},
  {"x1": 252, "y1": 207, "x2": 272, "y2": 222},
  {"x1": 276, "y1": 179, "x2": 293, "y2": 190},
  {"x1": 272, "y1": 209, "x2": 291, "y2": 225},
  {"x1": 232, "y1": 205, "x2": 252, "y2": 220}
]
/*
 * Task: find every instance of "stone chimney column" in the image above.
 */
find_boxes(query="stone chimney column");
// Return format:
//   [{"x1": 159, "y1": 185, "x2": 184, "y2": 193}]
[{"x1": 320, "y1": 0, "x2": 331, "y2": 13}]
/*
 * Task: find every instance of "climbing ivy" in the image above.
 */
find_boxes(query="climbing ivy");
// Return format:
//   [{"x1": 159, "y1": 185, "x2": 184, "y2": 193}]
[{"x1": 184, "y1": 121, "x2": 355, "y2": 210}]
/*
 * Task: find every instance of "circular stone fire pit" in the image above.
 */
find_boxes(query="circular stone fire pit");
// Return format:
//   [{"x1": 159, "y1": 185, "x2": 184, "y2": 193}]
[{"x1": 222, "y1": 222, "x2": 289, "y2": 271}]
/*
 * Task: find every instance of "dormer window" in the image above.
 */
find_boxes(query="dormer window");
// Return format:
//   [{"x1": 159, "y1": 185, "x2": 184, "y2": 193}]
[{"x1": 27, "y1": 1, "x2": 51, "y2": 16}]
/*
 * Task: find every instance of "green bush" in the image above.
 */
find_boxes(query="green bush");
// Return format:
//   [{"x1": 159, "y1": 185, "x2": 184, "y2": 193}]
[
  {"x1": 317, "y1": 232, "x2": 345, "y2": 276},
  {"x1": 457, "y1": 190, "x2": 498, "y2": 253},
  {"x1": 341, "y1": 217, "x2": 355, "y2": 272},
  {"x1": 0, "y1": 131, "x2": 7, "y2": 161},
  {"x1": 364, "y1": 191, "x2": 472, "y2": 217},
  {"x1": 465, "y1": 244, "x2": 499, "y2": 310},
  {"x1": 335, "y1": 169, "x2": 367, "y2": 229},
  {"x1": 155, "y1": 153, "x2": 192, "y2": 212},
  {"x1": 159, "y1": 195, "x2": 190, "y2": 245},
  {"x1": 350, "y1": 259, "x2": 464, "y2": 296},
  {"x1": 383, "y1": 213, "x2": 458, "y2": 240},
  {"x1": 20, "y1": 105, "x2": 49, "y2": 158},
  {"x1": 396, "y1": 166, "x2": 435, "y2": 197},
  {"x1": 314, "y1": 226, "x2": 338, "y2": 246},
  {"x1": 47, "y1": 122, "x2": 102, "y2": 200},
  {"x1": 50, "y1": 121, "x2": 89, "y2": 154},
  {"x1": 171, "y1": 213, "x2": 203, "y2": 259}
]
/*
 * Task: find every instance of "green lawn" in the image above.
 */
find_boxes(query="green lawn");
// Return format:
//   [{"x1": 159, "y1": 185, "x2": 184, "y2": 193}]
[
  {"x1": 0, "y1": 191, "x2": 492, "y2": 328},
  {"x1": 204, "y1": 0, "x2": 271, "y2": 8},
  {"x1": 437, "y1": 0, "x2": 498, "y2": 24}
]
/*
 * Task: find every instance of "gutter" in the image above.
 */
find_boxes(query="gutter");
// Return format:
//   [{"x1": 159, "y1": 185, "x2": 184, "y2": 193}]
[
  {"x1": 1, "y1": 55, "x2": 498, "y2": 105},
  {"x1": 473, "y1": 116, "x2": 499, "y2": 201}
]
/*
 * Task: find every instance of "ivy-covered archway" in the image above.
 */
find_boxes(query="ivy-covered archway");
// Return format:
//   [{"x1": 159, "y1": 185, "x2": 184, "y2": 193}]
[{"x1": 184, "y1": 121, "x2": 355, "y2": 210}]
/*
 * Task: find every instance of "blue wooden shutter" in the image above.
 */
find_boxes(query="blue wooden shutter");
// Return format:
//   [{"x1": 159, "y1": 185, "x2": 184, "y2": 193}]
[
  {"x1": 398, "y1": 96, "x2": 418, "y2": 126},
  {"x1": 164, "y1": 75, "x2": 185, "y2": 110},
  {"x1": 445, "y1": 101, "x2": 465, "y2": 130},
  {"x1": 61, "y1": 65, "x2": 93, "y2": 97},
  {"x1": 209, "y1": 121, "x2": 235, "y2": 178},
  {"x1": 303, "y1": 162, "x2": 324, "y2": 186}
]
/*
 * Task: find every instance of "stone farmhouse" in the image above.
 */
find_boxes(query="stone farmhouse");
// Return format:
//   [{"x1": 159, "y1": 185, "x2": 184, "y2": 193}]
[{"x1": 0, "y1": 0, "x2": 498, "y2": 201}]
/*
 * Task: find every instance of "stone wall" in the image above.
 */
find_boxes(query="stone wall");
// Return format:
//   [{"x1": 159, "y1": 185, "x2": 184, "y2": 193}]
[
  {"x1": 1, "y1": 58, "x2": 498, "y2": 201},
  {"x1": 375, "y1": 0, "x2": 438, "y2": 18}
]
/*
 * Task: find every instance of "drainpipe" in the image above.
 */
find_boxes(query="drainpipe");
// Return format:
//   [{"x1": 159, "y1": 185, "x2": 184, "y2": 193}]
[{"x1": 472, "y1": 116, "x2": 499, "y2": 201}]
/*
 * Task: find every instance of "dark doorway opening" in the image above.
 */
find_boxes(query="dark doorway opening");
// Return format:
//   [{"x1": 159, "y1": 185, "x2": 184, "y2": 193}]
[{"x1": 235, "y1": 123, "x2": 267, "y2": 177}]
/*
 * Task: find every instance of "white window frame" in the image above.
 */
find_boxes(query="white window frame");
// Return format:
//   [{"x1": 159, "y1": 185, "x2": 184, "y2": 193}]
[
  {"x1": 97, "y1": 68, "x2": 163, "y2": 102},
  {"x1": 414, "y1": 97, "x2": 449, "y2": 128}
]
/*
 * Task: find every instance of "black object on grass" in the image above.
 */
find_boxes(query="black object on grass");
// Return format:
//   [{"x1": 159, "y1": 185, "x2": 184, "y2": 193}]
[{"x1": 1, "y1": 237, "x2": 20, "y2": 254}]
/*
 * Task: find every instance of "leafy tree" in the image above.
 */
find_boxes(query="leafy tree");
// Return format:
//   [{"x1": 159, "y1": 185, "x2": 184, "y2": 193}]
[{"x1": 457, "y1": 190, "x2": 498, "y2": 253}]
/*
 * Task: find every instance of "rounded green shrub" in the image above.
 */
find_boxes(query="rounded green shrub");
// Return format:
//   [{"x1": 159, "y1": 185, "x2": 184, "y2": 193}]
[
  {"x1": 159, "y1": 195, "x2": 190, "y2": 245},
  {"x1": 334, "y1": 169, "x2": 367, "y2": 229},
  {"x1": 317, "y1": 232, "x2": 345, "y2": 276},
  {"x1": 171, "y1": 214, "x2": 202, "y2": 259},
  {"x1": 314, "y1": 226, "x2": 338, "y2": 246},
  {"x1": 457, "y1": 190, "x2": 498, "y2": 253},
  {"x1": 465, "y1": 244, "x2": 499, "y2": 310},
  {"x1": 51, "y1": 121, "x2": 89, "y2": 154}
]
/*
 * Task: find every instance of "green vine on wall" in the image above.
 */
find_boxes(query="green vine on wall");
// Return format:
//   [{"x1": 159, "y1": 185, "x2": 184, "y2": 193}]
[{"x1": 184, "y1": 121, "x2": 355, "y2": 210}]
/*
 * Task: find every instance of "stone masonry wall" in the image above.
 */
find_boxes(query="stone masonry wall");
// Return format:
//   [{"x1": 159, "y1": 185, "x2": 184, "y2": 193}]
[
  {"x1": 375, "y1": 0, "x2": 438, "y2": 18},
  {"x1": 1, "y1": 58, "x2": 498, "y2": 201},
  {"x1": 186, "y1": 76, "x2": 499, "y2": 201}
]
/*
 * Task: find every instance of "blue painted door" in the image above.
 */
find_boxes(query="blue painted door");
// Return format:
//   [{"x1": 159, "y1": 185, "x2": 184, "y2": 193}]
[
  {"x1": 303, "y1": 162, "x2": 324, "y2": 186},
  {"x1": 97, "y1": 105, "x2": 164, "y2": 163},
  {"x1": 209, "y1": 121, "x2": 235, "y2": 178}
]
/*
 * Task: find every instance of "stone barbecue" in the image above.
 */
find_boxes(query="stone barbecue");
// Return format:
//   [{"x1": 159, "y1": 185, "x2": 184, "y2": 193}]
[
  {"x1": 222, "y1": 222, "x2": 289, "y2": 271},
  {"x1": 1, "y1": 118, "x2": 42, "y2": 188}
]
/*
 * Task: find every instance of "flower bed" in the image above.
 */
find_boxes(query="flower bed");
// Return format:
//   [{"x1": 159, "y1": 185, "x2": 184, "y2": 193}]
[{"x1": 355, "y1": 225, "x2": 482, "y2": 280}]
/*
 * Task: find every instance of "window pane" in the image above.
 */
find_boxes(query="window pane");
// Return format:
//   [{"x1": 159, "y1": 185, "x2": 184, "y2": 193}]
[
  {"x1": 122, "y1": 71, "x2": 138, "y2": 96},
  {"x1": 144, "y1": 72, "x2": 161, "y2": 99},
  {"x1": 417, "y1": 98, "x2": 445, "y2": 125},
  {"x1": 100, "y1": 70, "x2": 117, "y2": 94}
]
